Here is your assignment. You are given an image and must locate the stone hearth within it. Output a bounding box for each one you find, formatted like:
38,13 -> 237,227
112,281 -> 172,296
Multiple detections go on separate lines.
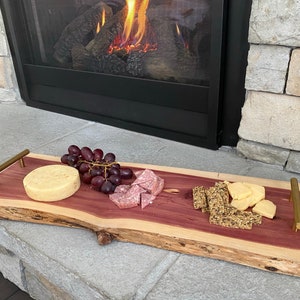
0,0 -> 300,173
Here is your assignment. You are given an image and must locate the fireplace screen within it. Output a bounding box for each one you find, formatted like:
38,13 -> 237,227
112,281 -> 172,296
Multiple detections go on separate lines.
31,0 -> 211,86
1,0 -> 251,149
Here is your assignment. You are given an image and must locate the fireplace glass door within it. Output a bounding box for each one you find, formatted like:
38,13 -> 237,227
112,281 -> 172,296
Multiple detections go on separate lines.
33,0 -> 211,86
1,0 -> 230,149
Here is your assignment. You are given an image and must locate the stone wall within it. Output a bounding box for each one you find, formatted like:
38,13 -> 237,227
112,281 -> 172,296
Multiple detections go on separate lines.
237,0 -> 300,173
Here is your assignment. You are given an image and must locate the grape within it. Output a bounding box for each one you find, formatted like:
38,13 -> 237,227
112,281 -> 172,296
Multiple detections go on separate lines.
91,176 -> 105,189
67,155 -> 79,167
61,154 -> 69,164
101,181 -> 115,194
109,166 -> 120,176
108,174 -> 122,186
78,162 -> 90,174
68,145 -> 81,157
120,168 -> 134,179
61,145 -> 134,196
81,172 -> 92,184
104,152 -> 116,163
81,146 -> 94,161
90,167 -> 103,177
93,148 -> 104,161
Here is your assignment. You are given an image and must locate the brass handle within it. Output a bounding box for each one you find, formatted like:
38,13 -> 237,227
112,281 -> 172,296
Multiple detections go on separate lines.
0,149 -> 30,172
290,178 -> 300,232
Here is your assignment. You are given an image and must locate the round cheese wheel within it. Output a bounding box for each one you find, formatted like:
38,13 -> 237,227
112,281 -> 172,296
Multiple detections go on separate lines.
23,165 -> 80,201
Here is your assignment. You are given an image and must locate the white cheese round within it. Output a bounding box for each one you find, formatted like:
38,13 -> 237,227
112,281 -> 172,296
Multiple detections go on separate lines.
23,165 -> 80,201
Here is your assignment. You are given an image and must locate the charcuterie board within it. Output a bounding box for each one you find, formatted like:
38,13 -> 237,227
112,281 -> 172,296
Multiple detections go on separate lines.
0,153 -> 300,277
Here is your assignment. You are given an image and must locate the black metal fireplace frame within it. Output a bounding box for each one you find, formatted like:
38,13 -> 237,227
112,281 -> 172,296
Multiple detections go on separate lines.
0,0 -> 252,149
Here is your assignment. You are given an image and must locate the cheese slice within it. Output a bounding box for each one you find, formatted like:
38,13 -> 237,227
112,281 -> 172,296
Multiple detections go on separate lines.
23,165 -> 80,201
230,197 -> 252,211
243,182 -> 265,207
227,182 -> 252,200
252,199 -> 276,219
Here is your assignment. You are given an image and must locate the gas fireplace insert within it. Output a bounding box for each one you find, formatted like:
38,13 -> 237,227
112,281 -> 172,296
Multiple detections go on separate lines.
0,0 -> 252,149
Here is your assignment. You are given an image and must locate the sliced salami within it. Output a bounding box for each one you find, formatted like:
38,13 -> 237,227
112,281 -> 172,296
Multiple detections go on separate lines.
109,192 -> 138,209
109,169 -> 164,209
132,169 -> 164,195
141,193 -> 156,209
114,184 -> 131,194
133,169 -> 156,185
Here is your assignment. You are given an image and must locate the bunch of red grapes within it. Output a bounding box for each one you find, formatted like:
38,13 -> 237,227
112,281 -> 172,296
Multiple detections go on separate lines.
61,145 -> 133,194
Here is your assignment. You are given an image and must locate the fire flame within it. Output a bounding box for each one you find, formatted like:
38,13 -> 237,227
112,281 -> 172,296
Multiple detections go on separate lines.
175,23 -> 189,50
95,1 -> 156,54
96,9 -> 106,34
109,0 -> 156,54
122,0 -> 149,46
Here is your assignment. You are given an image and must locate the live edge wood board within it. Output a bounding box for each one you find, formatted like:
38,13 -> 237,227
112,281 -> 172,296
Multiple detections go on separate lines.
0,153 -> 299,277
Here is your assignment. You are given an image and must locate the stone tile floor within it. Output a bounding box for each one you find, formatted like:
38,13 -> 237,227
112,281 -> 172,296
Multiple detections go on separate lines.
1,103 -> 300,299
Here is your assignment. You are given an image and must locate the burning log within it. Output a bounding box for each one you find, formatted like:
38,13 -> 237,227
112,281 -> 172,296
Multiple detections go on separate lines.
71,44 -> 102,72
53,2 -> 113,64
126,19 -> 199,83
72,44 -> 127,75
85,6 -> 127,57
68,3 -> 129,74
54,0 -> 207,83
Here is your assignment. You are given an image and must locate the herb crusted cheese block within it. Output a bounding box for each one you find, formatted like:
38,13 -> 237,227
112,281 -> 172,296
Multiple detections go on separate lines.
23,165 -> 80,201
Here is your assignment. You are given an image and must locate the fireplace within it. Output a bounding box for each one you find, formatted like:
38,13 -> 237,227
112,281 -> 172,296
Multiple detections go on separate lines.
0,0 -> 251,149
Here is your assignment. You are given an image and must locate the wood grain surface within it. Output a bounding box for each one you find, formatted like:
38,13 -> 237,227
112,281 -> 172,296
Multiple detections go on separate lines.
0,153 -> 299,277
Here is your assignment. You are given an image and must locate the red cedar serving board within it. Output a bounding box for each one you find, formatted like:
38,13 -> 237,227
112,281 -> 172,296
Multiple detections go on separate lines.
0,153 -> 299,276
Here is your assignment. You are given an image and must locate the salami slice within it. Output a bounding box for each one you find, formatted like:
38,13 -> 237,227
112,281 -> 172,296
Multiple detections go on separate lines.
114,184 -> 131,194
109,169 -> 164,209
132,169 -> 164,195
109,192 -> 138,209
141,193 -> 156,209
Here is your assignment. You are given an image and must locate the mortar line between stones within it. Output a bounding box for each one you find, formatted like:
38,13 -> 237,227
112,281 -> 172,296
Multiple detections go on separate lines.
133,252 -> 180,300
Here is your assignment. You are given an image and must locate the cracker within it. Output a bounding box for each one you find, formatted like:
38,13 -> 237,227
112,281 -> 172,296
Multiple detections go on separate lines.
192,186 -> 208,212
192,182 -> 263,230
